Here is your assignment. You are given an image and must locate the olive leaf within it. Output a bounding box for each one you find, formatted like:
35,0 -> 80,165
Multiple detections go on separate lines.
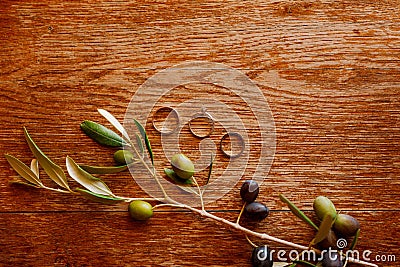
9,180 -> 41,188
66,156 -> 114,196
279,194 -> 319,231
134,119 -> 154,164
135,133 -> 144,155
5,154 -> 43,187
293,260 -> 318,267
310,213 -> 336,246
79,164 -> 129,174
30,159 -> 39,178
98,108 -> 131,141
24,128 -> 70,190
75,188 -> 124,204
349,228 -> 361,250
164,168 -> 194,185
206,153 -> 214,185
80,120 -> 126,147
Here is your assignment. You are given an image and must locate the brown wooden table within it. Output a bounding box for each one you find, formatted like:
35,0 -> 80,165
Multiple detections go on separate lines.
1,1 -> 399,266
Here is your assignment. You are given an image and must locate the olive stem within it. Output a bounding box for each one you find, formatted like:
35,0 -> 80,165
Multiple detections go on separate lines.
41,185 -> 73,194
245,234 -> 258,248
179,205 -> 378,267
127,141 -> 170,201
236,202 -> 246,224
191,176 -> 205,211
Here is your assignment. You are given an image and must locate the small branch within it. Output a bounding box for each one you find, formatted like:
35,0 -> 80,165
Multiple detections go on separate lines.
42,186 -> 73,194
191,176 -> 205,211
179,204 -> 378,267
236,202 -> 246,224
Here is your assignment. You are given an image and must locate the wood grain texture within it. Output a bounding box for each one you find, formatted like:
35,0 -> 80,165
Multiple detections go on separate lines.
0,0 -> 399,266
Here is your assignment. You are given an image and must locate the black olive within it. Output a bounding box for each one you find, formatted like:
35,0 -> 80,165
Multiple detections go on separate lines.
245,202 -> 269,221
251,246 -> 273,267
240,180 -> 259,203
321,251 -> 344,267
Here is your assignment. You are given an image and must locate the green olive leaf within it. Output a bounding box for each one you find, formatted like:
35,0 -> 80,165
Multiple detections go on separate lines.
9,180 -> 41,188
279,194 -> 319,231
80,120 -> 126,147
75,188 -> 124,204
66,156 -> 114,196
293,260 -> 318,267
164,168 -> 194,185
349,228 -> 361,250
134,119 -> 154,164
274,263 -> 293,267
97,109 -> 130,141
311,213 -> 336,246
24,128 -> 70,190
135,133 -> 144,155
79,164 -> 129,174
206,153 -> 214,185
30,159 -> 39,178
5,154 -> 43,187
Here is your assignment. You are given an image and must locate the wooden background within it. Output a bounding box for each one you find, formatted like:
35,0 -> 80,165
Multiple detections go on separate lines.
0,0 -> 399,266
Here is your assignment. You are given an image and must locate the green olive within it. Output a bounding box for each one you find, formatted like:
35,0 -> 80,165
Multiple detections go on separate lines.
114,150 -> 134,165
313,196 -> 337,221
333,214 -> 360,237
171,153 -> 195,180
128,200 -> 153,221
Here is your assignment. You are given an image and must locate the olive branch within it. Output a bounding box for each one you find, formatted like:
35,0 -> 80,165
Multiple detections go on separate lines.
5,109 -> 378,267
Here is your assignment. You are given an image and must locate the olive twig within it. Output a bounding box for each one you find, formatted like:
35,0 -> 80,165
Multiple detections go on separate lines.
191,176 -> 205,211
41,185 -> 75,194
236,202 -> 246,224
126,140 -> 172,203
175,204 -> 377,267
245,234 -> 258,248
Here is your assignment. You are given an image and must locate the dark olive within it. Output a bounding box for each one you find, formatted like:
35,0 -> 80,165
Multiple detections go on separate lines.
245,202 -> 269,221
171,153 -> 195,180
128,200 -> 153,221
333,214 -> 360,237
318,229 -> 338,250
114,150 -> 135,165
251,246 -> 273,267
321,251 -> 344,267
240,180 -> 259,203
313,196 -> 337,221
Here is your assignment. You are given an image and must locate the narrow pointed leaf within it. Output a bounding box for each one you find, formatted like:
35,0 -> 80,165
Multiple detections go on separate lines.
164,168 -> 194,185
5,154 -> 42,186
75,188 -> 124,204
80,120 -> 126,147
9,180 -> 40,188
66,156 -> 114,196
24,128 -> 70,190
206,154 -> 214,185
311,213 -> 336,245
279,194 -> 319,231
97,109 -> 130,141
135,133 -> 144,155
134,119 -> 153,164
349,228 -> 361,250
30,159 -> 39,178
79,164 -> 128,174
293,260 -> 318,267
